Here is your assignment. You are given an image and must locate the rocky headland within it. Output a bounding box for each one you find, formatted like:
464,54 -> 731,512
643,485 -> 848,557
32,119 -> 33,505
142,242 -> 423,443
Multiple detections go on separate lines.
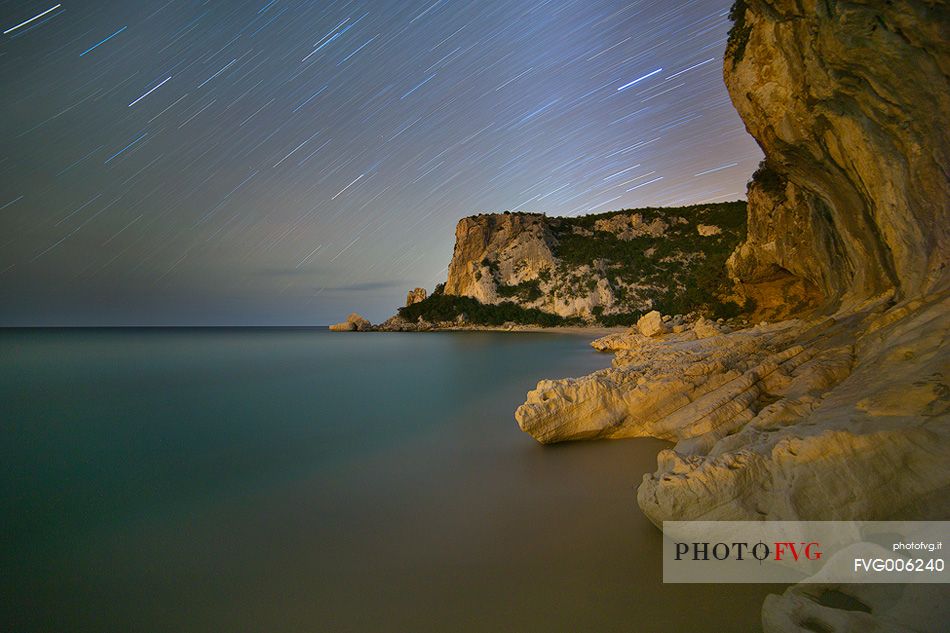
516,0 -> 949,630
333,202 -> 752,332
438,202 -> 747,322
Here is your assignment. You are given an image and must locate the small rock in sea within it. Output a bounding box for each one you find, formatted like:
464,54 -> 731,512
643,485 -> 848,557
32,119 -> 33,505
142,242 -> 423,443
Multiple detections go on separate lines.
348,313 -> 372,331
329,313 -> 372,332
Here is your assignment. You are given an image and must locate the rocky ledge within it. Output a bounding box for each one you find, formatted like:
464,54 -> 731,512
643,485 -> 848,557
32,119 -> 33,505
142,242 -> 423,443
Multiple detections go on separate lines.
518,293 -> 950,525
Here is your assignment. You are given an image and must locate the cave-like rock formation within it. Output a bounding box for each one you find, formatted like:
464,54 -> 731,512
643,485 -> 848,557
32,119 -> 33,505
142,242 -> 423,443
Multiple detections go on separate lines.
724,0 -> 949,319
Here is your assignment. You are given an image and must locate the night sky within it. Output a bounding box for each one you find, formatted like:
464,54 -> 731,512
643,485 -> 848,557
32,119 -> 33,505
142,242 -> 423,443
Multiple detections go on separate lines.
0,0 -> 762,326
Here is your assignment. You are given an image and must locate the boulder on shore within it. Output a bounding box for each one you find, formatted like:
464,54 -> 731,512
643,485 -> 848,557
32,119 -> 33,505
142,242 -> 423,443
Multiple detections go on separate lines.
637,310 -> 668,337
691,316 -> 723,339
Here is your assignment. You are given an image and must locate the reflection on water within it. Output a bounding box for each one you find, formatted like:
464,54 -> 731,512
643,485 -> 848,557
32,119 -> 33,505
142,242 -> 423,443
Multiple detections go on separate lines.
1,329 -> 778,631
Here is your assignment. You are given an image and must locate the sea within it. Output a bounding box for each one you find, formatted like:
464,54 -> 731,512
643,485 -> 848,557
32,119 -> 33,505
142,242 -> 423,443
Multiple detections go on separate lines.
1,328 -> 776,632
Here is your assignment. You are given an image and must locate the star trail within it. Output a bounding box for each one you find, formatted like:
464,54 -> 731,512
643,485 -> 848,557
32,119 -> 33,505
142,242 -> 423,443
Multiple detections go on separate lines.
0,0 -> 762,325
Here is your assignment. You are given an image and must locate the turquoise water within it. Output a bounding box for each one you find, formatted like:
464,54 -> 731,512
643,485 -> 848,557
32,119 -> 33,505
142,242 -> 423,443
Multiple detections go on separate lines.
1,329 -> 773,631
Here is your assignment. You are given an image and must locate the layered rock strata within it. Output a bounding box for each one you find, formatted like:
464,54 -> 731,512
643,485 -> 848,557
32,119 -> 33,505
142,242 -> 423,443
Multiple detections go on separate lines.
516,292 -> 950,568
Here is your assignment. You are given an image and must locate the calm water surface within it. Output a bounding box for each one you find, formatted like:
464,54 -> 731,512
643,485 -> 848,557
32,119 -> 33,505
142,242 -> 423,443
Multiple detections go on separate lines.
1,329 -> 776,631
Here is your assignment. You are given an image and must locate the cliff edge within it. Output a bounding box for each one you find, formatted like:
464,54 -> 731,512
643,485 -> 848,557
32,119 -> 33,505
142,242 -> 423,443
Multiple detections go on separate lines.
434,202 -> 747,324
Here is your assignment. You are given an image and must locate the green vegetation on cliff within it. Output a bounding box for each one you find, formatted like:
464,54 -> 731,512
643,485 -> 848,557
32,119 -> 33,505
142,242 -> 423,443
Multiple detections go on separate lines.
496,279 -> 543,302
398,294 -> 579,327
726,0 -> 751,63
552,201 -> 748,319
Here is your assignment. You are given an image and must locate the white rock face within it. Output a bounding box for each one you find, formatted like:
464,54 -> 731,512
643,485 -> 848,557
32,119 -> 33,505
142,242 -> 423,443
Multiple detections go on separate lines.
637,310 -> 668,337
405,288 -> 427,306
444,213 -> 557,306
594,212 -> 668,240
516,293 -> 950,524
696,224 -> 722,236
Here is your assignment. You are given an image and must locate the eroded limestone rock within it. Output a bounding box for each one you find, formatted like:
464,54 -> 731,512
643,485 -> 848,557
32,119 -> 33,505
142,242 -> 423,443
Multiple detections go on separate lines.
517,294 -> 950,526
724,0 -> 950,318
516,319 -> 807,444
762,578 -> 950,633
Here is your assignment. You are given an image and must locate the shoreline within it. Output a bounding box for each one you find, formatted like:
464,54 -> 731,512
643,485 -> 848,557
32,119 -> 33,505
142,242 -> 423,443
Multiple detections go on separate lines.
380,324 -> 627,337
327,312 -> 629,338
